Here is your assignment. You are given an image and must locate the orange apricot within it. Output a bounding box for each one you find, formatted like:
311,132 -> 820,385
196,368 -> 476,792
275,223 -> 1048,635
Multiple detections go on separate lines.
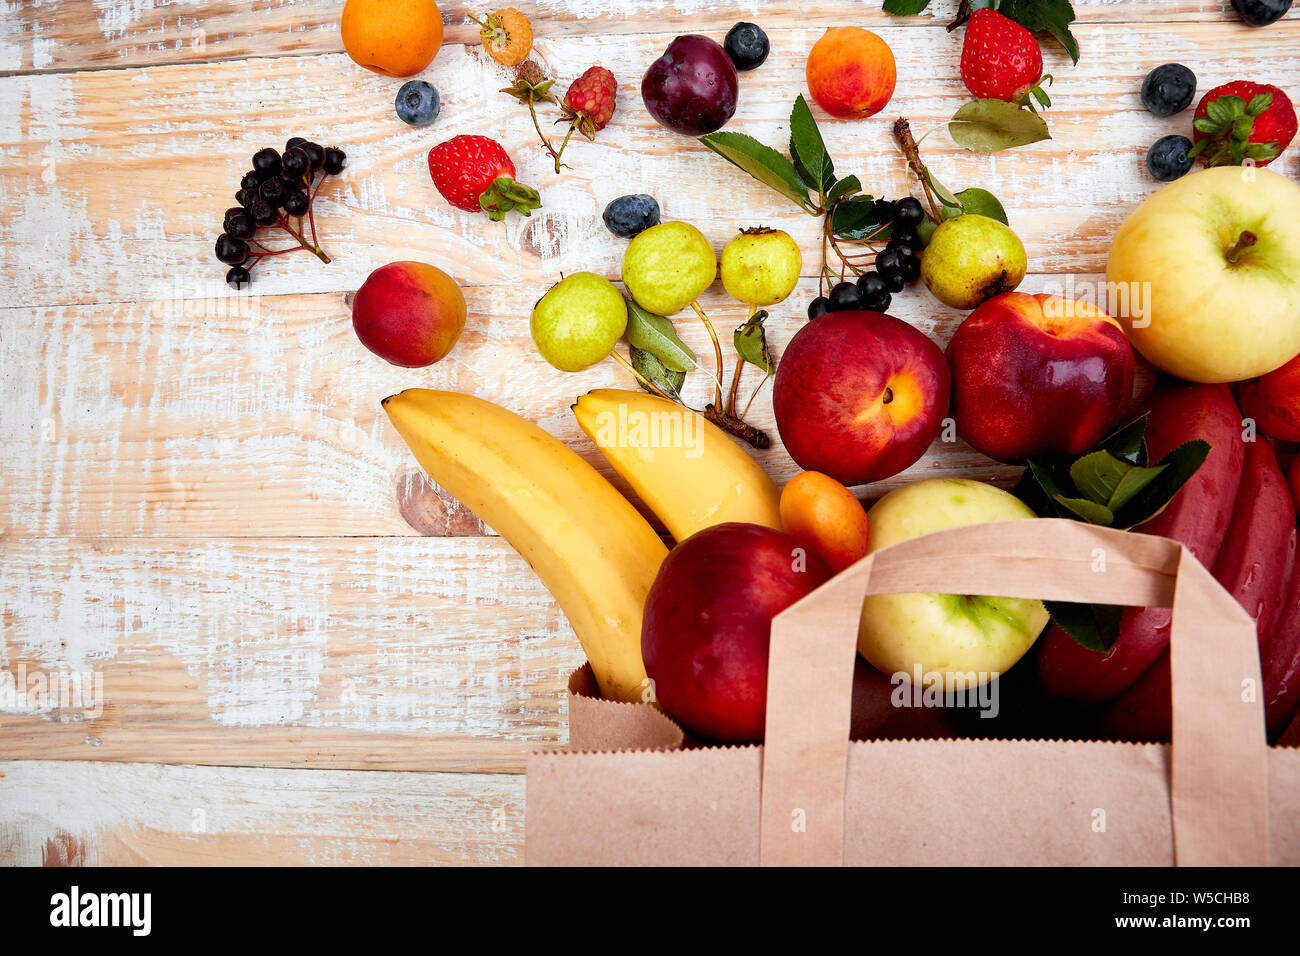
342,0 -> 445,78
806,27 -> 897,119
779,470 -> 871,573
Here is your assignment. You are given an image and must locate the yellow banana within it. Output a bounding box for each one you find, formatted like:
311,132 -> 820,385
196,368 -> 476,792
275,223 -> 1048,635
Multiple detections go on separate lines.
383,389 -> 667,703
573,389 -> 782,542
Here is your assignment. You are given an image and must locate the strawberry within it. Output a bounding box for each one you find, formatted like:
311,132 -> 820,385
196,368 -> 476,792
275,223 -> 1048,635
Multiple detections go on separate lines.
1189,80 -> 1297,167
960,8 -> 1045,104
472,8 -> 533,68
427,135 -> 541,221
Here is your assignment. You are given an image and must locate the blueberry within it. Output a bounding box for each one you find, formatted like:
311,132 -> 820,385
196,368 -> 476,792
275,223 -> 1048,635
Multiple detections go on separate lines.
1146,134 -> 1195,182
827,281 -> 862,312
807,296 -> 830,319
1140,64 -> 1196,117
894,197 -> 925,228
602,194 -> 661,238
1231,0 -> 1292,26
724,22 -> 770,71
395,80 -> 441,127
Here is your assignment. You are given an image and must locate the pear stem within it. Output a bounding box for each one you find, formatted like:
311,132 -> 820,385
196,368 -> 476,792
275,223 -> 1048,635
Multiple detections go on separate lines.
690,300 -> 725,410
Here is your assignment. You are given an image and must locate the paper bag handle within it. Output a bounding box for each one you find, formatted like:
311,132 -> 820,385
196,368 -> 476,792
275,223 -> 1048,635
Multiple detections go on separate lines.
759,518 -> 1268,867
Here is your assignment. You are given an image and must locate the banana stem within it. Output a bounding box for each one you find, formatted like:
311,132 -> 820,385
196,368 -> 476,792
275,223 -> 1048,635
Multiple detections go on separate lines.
690,300 -> 724,410
610,349 -> 673,401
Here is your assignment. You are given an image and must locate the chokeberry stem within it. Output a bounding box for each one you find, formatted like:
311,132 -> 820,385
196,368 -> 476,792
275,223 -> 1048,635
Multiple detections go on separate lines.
279,217 -> 331,264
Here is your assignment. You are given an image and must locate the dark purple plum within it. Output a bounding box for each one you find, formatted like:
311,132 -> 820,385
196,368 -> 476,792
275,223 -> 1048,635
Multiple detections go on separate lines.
641,34 -> 739,136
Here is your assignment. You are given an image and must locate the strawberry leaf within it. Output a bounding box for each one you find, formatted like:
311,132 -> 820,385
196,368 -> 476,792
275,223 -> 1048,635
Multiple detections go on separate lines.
949,99 -> 1051,152
999,0 -> 1080,64
699,131 -> 816,213
1246,92 -> 1274,116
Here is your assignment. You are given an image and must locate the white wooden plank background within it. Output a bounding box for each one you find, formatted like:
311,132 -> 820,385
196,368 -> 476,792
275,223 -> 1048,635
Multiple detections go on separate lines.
1,0 -> 1298,865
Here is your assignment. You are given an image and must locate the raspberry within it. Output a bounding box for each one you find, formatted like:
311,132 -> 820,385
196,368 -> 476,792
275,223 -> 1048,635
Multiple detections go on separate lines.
563,66 -> 618,134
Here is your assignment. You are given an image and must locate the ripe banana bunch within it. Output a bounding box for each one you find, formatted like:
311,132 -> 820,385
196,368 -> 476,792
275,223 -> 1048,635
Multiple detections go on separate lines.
383,389 -> 667,703
572,389 -> 782,542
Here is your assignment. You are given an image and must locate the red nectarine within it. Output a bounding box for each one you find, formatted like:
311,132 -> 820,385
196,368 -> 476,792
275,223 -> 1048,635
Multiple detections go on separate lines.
352,261 -> 466,367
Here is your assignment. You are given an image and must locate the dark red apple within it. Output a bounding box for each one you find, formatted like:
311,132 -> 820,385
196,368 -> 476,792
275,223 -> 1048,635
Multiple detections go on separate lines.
946,292 -> 1136,463
642,522 -> 831,744
641,34 -> 739,136
773,310 -> 950,486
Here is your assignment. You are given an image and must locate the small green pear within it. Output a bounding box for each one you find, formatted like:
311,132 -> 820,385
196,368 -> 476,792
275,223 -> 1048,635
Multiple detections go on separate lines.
621,221 -> 717,316
530,272 -> 628,372
720,226 -> 803,307
920,214 -> 1027,310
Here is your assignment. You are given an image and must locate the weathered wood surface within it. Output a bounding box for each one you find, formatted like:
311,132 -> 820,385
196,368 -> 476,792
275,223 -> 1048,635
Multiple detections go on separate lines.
0,1 -> 1256,75
1,0 -> 1298,865
0,760 -> 524,865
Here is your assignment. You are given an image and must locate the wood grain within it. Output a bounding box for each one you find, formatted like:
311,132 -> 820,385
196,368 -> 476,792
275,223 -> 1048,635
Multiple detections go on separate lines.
2,22 -> 1297,309
0,759 -> 524,865
0,536 -> 586,771
0,275 -> 1055,539
0,1 -> 1253,76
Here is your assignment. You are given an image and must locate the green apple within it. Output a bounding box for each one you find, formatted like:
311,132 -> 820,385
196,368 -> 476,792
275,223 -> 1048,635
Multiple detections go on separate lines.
621,221 -> 716,316
530,272 -> 628,372
1106,166 -> 1300,383
857,478 -> 1049,685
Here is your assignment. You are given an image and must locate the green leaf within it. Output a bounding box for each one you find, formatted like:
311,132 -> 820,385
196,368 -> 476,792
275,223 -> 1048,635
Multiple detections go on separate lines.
923,166 -> 962,209
1193,117 -> 1222,134
790,94 -> 835,204
826,175 -> 862,205
831,195 -> 890,240
1053,494 -> 1114,525
1016,460 -> 1072,518
1208,95 -> 1243,126
949,99 -> 1052,153
1045,600 -> 1125,652
1247,92 -> 1274,116
624,299 -> 696,373
952,187 -> 1008,224
629,346 -> 686,401
1099,413 -> 1148,465
698,131 -> 815,213
1244,141 -> 1282,161
1106,463 -> 1167,514
1115,439 -> 1211,529
734,310 -> 774,375
1068,450 -> 1130,505
882,0 -> 932,13
1000,0 -> 1080,64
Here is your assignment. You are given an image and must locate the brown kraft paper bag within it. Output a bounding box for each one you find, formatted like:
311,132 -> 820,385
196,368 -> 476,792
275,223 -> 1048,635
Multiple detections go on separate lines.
526,519 -> 1300,865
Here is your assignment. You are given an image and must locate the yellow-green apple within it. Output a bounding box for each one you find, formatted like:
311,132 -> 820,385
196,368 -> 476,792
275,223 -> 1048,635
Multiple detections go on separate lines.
641,522 -> 831,743
857,478 -> 1049,684
351,261 -> 466,367
773,311 -> 950,485
1105,166 -> 1300,383
1239,352 -> 1300,441
946,292 -> 1136,463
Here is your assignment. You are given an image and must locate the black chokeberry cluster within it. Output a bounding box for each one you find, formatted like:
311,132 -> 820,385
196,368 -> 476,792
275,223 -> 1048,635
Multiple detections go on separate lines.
808,197 -> 926,319
218,138 -> 348,289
